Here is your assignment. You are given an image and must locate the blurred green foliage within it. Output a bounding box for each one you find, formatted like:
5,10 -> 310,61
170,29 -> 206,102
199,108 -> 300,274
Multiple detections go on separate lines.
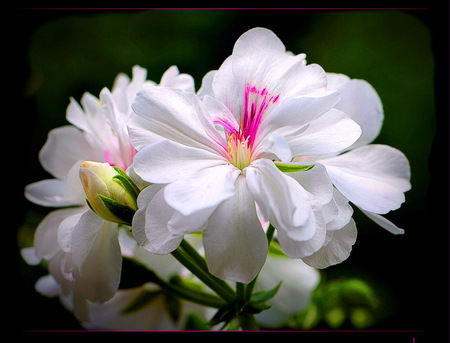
19,9 -> 439,331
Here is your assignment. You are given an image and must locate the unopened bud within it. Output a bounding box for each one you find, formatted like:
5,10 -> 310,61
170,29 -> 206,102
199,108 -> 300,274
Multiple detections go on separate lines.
79,161 -> 139,225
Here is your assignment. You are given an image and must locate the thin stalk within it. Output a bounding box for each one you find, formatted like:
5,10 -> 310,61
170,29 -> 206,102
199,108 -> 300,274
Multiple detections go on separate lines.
125,256 -> 225,309
179,239 -> 235,297
154,276 -> 226,309
172,245 -> 235,303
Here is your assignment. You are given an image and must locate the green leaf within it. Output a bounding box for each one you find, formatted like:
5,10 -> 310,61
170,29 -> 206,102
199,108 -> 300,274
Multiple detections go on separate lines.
121,289 -> 162,314
274,162 -> 315,173
250,281 -> 282,303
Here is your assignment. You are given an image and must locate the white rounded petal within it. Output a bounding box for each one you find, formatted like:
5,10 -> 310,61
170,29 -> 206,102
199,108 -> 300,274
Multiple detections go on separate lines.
164,164 -> 240,216
231,27 -> 327,98
70,210 -> 122,303
21,247 -> 41,265
39,126 -> 98,179
35,274 -> 61,298
33,208 -> 85,260
286,108 -> 362,156
320,144 -> 411,214
132,140 -> 226,184
160,65 -> 195,93
132,185 -> 183,254
332,77 -> 384,148
245,159 -> 314,240
25,161 -> 87,207
287,163 -> 334,206
203,175 -> 267,283
326,72 -> 351,90
276,203 -> 327,259
66,97 -> 89,132
360,208 -> 405,235
197,70 -> 216,99
302,218 -> 357,269
323,188 -> 353,231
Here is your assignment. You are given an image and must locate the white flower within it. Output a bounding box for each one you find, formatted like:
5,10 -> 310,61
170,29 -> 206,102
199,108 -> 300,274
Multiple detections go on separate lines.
25,226 -> 204,329
255,254 -> 320,328
24,65 -> 195,305
130,27 -> 362,283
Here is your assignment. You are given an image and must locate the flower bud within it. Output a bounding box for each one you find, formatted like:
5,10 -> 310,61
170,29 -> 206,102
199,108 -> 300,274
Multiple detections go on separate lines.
79,161 -> 139,225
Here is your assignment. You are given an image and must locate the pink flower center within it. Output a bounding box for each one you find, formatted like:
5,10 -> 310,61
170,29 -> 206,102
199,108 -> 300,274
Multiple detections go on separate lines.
216,83 -> 280,169
103,145 -> 137,171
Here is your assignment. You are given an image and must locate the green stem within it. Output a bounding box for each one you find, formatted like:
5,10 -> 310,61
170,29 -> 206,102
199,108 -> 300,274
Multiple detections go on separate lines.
238,312 -> 260,330
126,257 -> 225,309
245,224 -> 276,302
154,276 -> 226,309
171,242 -> 235,303
179,239 -> 235,297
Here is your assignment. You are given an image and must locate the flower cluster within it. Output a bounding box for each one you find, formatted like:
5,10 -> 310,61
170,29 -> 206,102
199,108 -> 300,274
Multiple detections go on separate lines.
23,27 -> 410,330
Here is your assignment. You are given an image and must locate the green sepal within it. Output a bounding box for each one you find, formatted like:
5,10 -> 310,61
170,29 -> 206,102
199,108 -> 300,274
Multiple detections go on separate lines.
268,241 -> 288,258
112,167 -> 140,198
164,294 -> 182,323
274,162 -> 315,173
208,305 -> 237,327
250,281 -> 282,303
121,289 -> 162,315
184,312 -> 211,330
99,194 -> 135,225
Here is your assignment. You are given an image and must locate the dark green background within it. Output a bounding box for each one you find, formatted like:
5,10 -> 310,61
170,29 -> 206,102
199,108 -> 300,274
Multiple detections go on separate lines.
13,7 -> 449,340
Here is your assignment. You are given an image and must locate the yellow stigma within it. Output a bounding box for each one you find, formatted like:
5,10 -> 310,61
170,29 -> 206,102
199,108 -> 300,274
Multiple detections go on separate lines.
227,133 -> 252,170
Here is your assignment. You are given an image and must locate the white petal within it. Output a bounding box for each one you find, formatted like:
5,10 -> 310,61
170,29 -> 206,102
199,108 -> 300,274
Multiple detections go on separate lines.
131,86 -> 224,154
203,95 -> 240,133
303,219 -> 357,269
231,28 -> 327,98
320,144 -> 411,214
331,76 -> 384,148
33,208 -> 85,260
21,247 -> 41,265
286,108 -> 362,156
57,210 -> 86,253
323,188 -> 353,231
203,175 -> 267,283
70,210 -> 122,303
39,126 -> 98,179
245,159 -> 314,240
132,185 -> 183,254
132,139 -> 227,184
262,89 -> 341,134
197,70 -> 216,99
287,163 -> 334,206
35,274 -> 61,298
164,164 -> 240,216
360,209 -> 405,234
259,131 -> 292,162
276,202 -> 327,259
326,72 -> 351,90
25,161 -> 87,207
160,65 -> 195,93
